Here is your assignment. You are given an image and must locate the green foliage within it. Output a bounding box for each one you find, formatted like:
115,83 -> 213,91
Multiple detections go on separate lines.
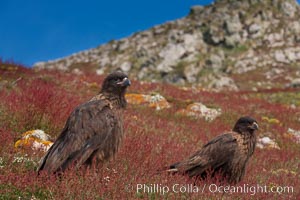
0,184 -> 52,200
222,44 -> 249,55
173,61 -> 189,77
197,67 -> 214,80
255,91 -> 300,106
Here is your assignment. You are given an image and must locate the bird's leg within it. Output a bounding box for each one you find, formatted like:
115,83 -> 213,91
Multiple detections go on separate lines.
193,176 -> 199,186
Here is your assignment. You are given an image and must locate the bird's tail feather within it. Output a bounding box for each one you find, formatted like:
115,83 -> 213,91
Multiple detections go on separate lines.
163,162 -> 180,173
165,168 -> 179,172
154,162 -> 181,175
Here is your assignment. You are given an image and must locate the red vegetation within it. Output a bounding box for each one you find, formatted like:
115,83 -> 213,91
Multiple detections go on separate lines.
0,60 -> 299,199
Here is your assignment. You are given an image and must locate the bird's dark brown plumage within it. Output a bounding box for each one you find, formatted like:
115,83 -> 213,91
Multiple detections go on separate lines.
38,71 -> 131,174
168,116 -> 258,183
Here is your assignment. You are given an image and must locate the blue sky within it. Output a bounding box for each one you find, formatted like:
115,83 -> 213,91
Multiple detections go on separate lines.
0,0 -> 213,66
0,0 -> 298,67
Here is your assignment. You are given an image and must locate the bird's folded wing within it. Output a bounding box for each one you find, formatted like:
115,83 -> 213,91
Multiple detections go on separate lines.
176,133 -> 238,173
38,100 -> 115,173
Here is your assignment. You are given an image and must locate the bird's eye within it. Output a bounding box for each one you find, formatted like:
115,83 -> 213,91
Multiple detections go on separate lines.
113,77 -> 120,82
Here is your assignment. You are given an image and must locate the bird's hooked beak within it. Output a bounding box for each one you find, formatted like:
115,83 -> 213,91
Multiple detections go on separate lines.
118,77 -> 131,87
249,122 -> 259,130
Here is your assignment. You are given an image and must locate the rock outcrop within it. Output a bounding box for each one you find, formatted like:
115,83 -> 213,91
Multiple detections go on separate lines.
34,0 -> 300,91
176,102 -> 221,121
15,130 -> 53,152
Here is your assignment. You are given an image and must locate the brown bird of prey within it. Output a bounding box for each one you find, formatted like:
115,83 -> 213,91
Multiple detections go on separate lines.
38,71 -> 131,174
168,116 -> 258,183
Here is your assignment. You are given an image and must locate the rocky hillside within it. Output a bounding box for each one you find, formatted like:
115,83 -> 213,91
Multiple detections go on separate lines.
34,0 -> 300,91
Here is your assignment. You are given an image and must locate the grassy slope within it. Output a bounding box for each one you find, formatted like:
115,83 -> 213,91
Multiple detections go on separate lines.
0,60 -> 299,199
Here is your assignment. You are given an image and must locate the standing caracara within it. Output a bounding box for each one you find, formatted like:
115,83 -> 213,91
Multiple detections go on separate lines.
168,116 -> 258,183
38,71 -> 131,174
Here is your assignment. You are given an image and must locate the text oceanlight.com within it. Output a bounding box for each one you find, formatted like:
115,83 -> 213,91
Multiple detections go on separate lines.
134,183 -> 293,195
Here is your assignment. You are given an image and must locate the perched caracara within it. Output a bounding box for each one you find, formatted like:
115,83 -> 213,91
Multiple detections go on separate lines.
38,71 -> 131,174
168,116 -> 258,183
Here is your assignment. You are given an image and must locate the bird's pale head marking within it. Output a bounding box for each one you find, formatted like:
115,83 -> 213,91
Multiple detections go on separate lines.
101,71 -> 131,94
233,116 -> 259,134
